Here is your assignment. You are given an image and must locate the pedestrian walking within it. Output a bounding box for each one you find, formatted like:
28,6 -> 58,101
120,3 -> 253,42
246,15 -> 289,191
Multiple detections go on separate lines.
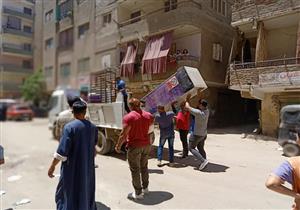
185,99 -> 209,170
155,105 -> 175,167
54,95 -> 81,141
172,101 -> 190,158
48,101 -> 98,210
266,156 -> 300,210
115,98 -> 154,200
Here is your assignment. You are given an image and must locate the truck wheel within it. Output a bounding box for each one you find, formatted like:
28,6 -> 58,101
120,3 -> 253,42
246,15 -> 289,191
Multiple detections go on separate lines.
283,143 -> 300,157
97,131 -> 112,155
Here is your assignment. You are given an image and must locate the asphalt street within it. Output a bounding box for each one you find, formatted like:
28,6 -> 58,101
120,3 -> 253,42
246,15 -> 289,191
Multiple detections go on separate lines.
0,119 -> 291,209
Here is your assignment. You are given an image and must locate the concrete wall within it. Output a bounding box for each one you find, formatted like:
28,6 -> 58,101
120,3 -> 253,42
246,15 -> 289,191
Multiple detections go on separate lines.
232,0 -> 300,23
267,26 -> 298,59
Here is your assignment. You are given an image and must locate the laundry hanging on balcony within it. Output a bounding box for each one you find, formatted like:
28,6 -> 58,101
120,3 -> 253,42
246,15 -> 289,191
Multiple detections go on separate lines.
142,31 -> 173,74
120,42 -> 138,77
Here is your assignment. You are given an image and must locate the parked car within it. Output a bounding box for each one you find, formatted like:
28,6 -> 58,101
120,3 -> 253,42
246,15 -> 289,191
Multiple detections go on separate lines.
278,105 -> 300,157
0,99 -> 17,121
6,104 -> 34,121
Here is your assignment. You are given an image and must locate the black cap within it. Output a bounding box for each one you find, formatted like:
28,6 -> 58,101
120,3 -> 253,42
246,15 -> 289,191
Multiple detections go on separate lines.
67,95 -> 81,108
72,100 -> 87,114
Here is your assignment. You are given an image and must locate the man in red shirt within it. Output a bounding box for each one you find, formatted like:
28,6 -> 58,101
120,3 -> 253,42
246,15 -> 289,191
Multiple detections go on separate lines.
173,101 -> 190,158
115,98 -> 154,200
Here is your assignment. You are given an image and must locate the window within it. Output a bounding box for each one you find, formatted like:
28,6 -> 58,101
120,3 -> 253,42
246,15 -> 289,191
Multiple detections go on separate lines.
7,16 -> 21,30
103,13 -> 111,26
213,0 -> 217,11
78,23 -> 89,39
213,43 -> 223,62
24,43 -> 32,51
44,66 -> 53,78
218,0 -> 221,13
60,63 -> 71,78
59,28 -> 73,50
165,0 -> 177,12
130,11 -> 141,24
23,7 -> 32,15
45,38 -> 54,50
78,57 -> 90,73
221,0 -> 226,16
22,60 -> 32,68
45,10 -> 54,22
23,25 -> 32,33
58,0 -> 73,20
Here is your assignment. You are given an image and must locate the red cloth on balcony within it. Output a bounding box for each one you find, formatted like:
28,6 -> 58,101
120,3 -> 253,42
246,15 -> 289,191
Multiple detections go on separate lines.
142,31 -> 173,74
120,43 -> 138,77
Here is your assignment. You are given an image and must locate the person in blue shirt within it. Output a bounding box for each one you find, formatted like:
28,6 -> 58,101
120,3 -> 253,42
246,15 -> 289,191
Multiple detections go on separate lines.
48,101 -> 98,210
116,77 -> 130,113
155,105 -> 175,167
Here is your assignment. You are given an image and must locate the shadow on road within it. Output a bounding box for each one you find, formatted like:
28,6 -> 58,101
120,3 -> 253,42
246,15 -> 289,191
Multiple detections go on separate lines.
200,162 -> 229,173
96,201 -> 110,210
128,191 -> 173,205
148,168 -> 164,174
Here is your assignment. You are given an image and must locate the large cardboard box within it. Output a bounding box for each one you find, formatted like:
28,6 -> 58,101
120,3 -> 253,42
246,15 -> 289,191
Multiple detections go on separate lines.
142,66 -> 207,113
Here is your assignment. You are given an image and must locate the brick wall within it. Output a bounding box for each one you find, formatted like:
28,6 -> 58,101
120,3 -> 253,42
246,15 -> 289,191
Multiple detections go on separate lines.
229,64 -> 300,86
232,0 -> 300,23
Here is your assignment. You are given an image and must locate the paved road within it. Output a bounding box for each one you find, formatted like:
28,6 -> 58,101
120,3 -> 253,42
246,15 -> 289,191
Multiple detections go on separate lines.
1,119 -> 291,209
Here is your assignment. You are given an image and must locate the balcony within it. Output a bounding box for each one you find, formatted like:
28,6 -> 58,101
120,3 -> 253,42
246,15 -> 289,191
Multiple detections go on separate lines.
2,7 -> 33,20
229,57 -> 300,93
118,0 -> 202,42
2,43 -> 33,57
2,26 -> 33,38
0,64 -> 33,73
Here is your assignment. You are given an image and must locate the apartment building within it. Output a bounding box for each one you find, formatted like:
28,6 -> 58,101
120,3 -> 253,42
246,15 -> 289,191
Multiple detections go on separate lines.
42,0 -> 96,92
0,0 -> 35,98
228,0 -> 300,136
42,0 -> 244,127
94,0 -> 240,126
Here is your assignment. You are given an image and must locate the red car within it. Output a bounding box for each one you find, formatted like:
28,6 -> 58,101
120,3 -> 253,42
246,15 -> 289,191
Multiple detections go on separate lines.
6,104 -> 34,121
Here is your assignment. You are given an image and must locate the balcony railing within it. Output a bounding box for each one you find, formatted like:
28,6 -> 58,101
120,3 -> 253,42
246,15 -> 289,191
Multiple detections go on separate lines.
2,26 -> 33,38
2,43 -> 33,56
0,64 -> 33,73
3,7 -> 33,20
229,57 -> 300,88
118,0 -> 202,28
231,57 -> 300,70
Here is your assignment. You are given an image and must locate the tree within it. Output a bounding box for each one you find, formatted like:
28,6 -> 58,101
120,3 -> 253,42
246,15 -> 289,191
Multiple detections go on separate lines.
21,69 -> 46,106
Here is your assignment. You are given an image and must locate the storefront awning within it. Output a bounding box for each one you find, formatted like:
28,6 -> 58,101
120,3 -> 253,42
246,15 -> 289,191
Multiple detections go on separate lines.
120,43 -> 138,77
142,31 -> 173,74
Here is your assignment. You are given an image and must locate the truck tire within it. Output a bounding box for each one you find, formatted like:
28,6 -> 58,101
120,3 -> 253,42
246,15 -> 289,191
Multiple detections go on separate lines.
283,143 -> 300,157
97,131 -> 112,155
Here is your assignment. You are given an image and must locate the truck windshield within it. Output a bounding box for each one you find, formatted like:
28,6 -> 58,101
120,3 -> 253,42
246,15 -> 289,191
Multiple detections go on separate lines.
48,96 -> 58,110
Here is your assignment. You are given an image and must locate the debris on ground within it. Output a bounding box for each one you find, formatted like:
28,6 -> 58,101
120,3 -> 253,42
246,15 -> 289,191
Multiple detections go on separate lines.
0,190 -> 6,196
7,175 -> 22,182
14,198 -> 31,206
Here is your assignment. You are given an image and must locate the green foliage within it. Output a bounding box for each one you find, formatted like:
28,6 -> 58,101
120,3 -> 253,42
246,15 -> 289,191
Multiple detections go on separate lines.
21,69 -> 46,105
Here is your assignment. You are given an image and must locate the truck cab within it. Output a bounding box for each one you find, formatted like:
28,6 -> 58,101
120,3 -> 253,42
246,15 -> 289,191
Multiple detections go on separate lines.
48,88 -> 79,138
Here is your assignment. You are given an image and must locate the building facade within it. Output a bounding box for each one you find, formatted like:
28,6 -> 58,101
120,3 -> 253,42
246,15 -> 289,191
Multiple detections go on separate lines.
229,0 -> 300,136
42,0 -> 246,127
0,0 -> 36,98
